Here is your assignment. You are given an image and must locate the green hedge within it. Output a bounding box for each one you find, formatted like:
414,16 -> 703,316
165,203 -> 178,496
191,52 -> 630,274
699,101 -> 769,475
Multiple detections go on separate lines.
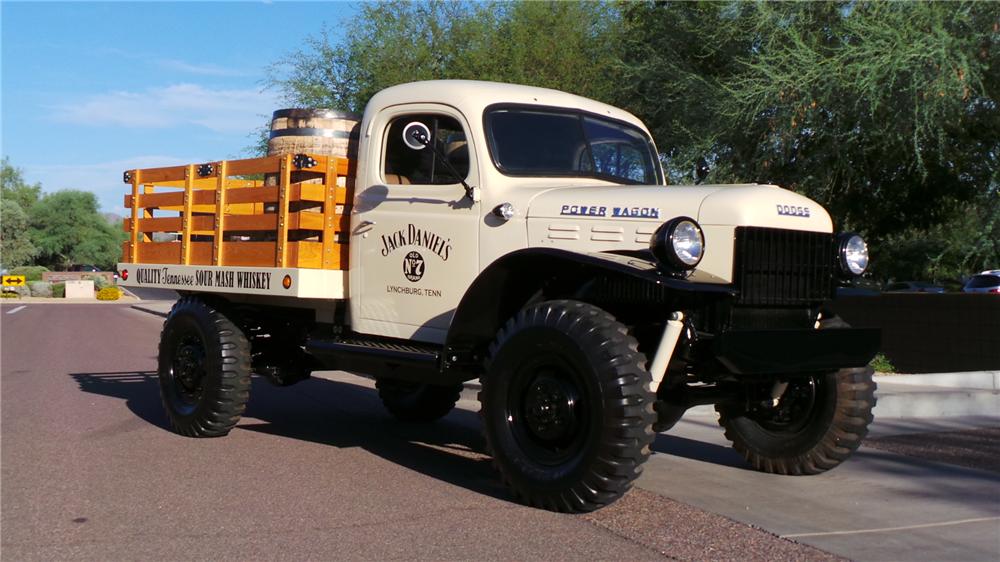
83,274 -> 110,290
10,265 -> 49,282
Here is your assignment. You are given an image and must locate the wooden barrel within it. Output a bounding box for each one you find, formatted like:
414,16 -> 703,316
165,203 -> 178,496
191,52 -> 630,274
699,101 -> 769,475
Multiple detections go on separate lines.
267,108 -> 360,161
265,109 -> 360,241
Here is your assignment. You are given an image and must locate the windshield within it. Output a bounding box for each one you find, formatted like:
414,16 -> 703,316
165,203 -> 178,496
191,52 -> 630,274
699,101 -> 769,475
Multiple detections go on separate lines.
485,106 -> 662,185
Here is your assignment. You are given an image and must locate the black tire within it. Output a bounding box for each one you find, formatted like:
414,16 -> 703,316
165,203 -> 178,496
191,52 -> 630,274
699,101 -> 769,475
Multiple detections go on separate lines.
375,379 -> 463,422
158,297 -> 251,437
480,300 -> 655,513
716,317 -> 876,475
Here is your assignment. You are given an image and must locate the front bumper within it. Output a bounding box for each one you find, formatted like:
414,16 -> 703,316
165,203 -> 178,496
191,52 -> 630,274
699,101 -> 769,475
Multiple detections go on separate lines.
714,328 -> 881,375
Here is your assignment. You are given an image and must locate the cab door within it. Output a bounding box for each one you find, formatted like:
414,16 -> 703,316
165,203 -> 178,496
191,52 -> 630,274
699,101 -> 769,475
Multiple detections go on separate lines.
350,104 -> 481,343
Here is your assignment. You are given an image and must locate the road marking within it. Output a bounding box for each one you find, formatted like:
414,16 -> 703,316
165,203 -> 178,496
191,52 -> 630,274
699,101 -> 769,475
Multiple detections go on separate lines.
782,516 -> 1000,538
5,305 -> 26,315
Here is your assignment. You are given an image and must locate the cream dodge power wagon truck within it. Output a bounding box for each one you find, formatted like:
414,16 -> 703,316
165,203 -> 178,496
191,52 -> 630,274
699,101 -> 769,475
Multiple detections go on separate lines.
119,80 -> 879,512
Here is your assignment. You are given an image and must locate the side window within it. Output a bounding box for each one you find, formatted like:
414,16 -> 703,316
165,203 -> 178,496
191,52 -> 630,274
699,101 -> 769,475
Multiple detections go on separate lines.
383,113 -> 470,185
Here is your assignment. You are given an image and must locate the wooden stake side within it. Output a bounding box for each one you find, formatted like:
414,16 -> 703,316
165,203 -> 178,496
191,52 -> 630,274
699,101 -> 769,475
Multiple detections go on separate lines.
123,153 -> 354,270
276,155 -> 291,267
322,157 -> 338,268
181,165 -> 195,265
129,170 -> 141,262
213,160 -> 228,266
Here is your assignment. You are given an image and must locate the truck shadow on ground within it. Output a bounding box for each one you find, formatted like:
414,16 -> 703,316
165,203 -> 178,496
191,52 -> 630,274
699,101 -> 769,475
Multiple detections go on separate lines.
69,371 -> 509,503
69,370 -> 801,500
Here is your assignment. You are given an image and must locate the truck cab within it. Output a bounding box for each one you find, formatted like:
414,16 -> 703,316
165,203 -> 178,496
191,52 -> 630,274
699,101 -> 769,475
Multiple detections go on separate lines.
118,80 -> 880,513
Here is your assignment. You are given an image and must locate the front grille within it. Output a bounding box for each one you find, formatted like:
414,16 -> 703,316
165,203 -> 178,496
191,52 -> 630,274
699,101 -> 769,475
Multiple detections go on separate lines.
733,226 -> 834,306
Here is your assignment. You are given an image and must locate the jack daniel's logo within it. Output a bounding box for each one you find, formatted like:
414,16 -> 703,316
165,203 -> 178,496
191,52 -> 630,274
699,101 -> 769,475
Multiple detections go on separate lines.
380,223 -> 451,261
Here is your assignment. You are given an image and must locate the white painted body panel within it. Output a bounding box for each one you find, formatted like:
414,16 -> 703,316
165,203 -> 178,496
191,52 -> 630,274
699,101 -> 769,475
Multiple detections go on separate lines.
349,101 -> 482,342
117,263 -> 347,299
523,183 -> 832,284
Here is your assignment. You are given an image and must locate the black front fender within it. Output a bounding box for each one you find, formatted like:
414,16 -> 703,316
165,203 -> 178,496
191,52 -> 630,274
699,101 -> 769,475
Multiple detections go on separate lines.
444,248 -> 734,354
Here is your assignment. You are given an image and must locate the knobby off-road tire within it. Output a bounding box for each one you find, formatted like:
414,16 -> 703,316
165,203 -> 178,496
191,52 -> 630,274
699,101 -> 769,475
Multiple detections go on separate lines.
716,317 -> 876,475
375,379 -> 463,422
480,300 -> 656,513
158,297 -> 251,437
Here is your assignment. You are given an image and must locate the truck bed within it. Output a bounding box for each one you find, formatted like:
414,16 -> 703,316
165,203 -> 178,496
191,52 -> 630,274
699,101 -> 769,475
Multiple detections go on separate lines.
117,153 -> 353,299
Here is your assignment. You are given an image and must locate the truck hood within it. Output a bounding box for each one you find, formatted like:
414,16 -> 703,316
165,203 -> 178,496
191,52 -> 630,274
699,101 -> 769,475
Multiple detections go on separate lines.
526,183 -> 832,232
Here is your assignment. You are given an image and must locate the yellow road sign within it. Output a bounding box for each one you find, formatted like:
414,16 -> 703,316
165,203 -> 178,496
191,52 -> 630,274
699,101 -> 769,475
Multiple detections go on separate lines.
2,275 -> 26,287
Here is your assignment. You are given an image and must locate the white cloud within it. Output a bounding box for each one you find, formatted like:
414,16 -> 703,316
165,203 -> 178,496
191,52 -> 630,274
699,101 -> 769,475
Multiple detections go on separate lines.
157,58 -> 255,77
91,47 -> 258,78
26,156 -> 199,214
51,84 -> 278,133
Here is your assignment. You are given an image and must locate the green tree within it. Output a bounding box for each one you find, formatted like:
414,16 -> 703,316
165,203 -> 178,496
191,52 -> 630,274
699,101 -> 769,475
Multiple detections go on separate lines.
1,159 -> 42,267
265,1 -> 622,114
1,157 -> 42,211
29,190 -> 125,270
1,199 -> 38,267
616,1 -> 999,280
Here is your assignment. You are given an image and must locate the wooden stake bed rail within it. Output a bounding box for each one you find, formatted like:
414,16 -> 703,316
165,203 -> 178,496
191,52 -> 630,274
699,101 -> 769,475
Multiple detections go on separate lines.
121,154 -> 354,270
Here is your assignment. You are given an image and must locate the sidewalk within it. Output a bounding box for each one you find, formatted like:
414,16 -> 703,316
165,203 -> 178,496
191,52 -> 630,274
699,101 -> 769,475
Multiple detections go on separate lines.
874,372 -> 999,418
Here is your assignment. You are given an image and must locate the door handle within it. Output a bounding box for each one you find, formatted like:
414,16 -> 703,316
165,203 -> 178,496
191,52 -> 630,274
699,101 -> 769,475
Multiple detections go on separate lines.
354,220 -> 376,234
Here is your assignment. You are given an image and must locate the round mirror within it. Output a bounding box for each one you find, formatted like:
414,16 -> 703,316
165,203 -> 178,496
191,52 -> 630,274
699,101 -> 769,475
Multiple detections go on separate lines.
695,157 -> 710,184
402,122 -> 431,150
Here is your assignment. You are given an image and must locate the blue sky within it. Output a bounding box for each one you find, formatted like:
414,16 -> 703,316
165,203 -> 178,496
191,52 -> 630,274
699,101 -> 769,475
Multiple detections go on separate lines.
2,1 -> 358,214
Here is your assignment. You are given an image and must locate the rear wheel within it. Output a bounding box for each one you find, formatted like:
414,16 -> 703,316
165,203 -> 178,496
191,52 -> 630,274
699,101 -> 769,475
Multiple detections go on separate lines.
375,379 -> 462,422
158,297 -> 251,437
716,317 -> 876,474
480,300 -> 655,512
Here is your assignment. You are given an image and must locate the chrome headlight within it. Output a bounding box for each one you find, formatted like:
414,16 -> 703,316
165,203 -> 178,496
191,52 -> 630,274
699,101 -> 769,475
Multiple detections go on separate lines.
837,233 -> 869,276
650,217 -> 705,271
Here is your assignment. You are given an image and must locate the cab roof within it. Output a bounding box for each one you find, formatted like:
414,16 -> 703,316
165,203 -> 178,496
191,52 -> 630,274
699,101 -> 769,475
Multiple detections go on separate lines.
364,80 -> 651,135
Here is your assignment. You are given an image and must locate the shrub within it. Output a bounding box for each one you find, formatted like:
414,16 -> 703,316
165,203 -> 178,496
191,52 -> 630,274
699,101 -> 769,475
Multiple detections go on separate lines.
52,282 -> 65,298
83,274 -> 109,290
96,286 -> 122,301
872,353 -> 896,374
28,280 -> 52,298
10,265 -> 49,281
1,291 -> 20,299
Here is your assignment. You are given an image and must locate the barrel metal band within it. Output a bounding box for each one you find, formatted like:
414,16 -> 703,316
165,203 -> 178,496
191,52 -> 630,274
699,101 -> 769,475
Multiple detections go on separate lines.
271,108 -> 361,120
269,127 -> 358,140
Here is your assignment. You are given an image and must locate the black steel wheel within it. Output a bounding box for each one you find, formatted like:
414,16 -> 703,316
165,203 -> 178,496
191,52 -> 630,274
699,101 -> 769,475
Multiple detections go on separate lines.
480,300 -> 655,513
716,317 -> 876,475
158,297 -> 251,437
375,379 -> 462,422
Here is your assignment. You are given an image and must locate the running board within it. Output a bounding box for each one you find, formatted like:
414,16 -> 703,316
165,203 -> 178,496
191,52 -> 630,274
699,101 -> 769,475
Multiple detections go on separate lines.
306,334 -> 447,383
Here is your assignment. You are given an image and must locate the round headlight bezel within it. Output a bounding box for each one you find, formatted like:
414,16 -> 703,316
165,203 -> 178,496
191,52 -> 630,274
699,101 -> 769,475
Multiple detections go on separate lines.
837,232 -> 869,277
650,216 -> 705,271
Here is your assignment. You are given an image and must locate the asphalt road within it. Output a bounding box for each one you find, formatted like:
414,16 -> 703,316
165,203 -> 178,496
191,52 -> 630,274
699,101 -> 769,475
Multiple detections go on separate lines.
2,302 -> 839,561
5,302 -> 999,561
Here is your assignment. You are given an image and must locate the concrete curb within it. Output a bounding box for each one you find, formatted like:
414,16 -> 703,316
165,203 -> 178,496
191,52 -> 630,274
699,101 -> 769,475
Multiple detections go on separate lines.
130,302 -> 173,318
876,371 -> 1000,391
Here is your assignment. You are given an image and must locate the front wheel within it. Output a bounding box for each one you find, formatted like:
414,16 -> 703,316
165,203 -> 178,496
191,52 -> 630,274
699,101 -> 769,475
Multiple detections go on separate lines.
716,318 -> 876,475
480,300 -> 655,513
158,297 -> 251,437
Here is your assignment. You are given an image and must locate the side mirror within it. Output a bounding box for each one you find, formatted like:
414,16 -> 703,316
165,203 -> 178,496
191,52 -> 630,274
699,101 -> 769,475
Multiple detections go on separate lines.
402,122 -> 431,150
695,157 -> 710,184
